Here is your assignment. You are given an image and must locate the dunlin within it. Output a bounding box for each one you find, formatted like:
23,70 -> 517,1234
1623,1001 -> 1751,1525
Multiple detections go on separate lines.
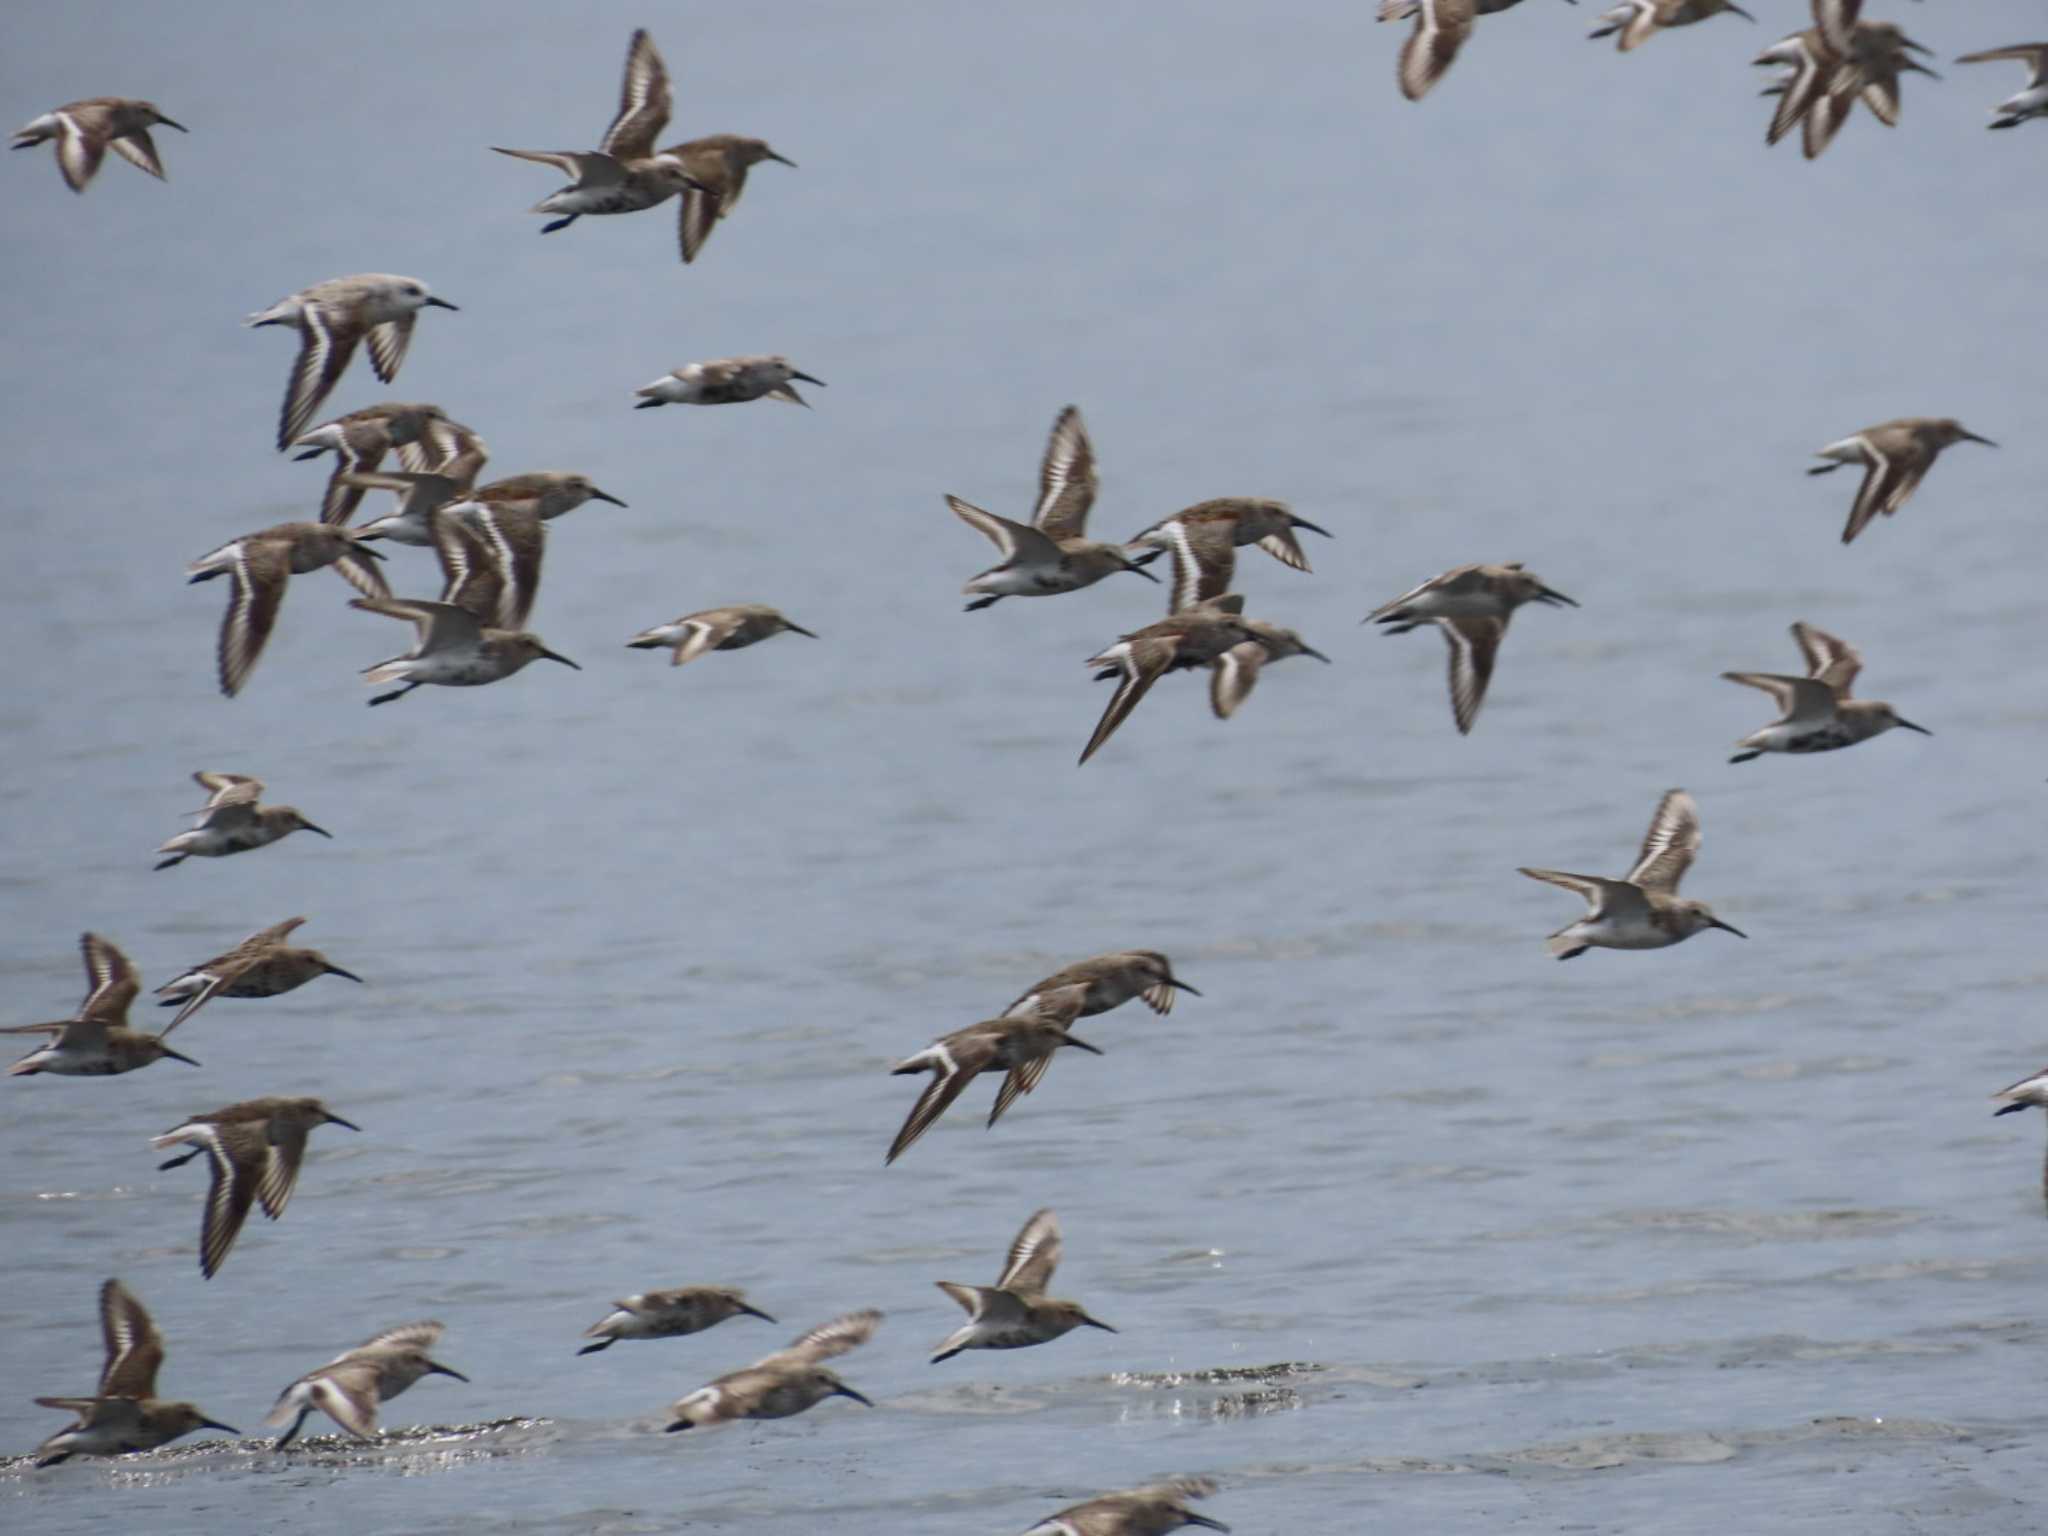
155,772 -> 331,870
1080,525 -> 1329,762
5,933 -> 199,1077
1021,1477 -> 1230,1536
1366,562 -> 1577,735
931,1209 -> 1115,1364
351,579 -> 579,706
1723,621 -> 1929,762
246,274 -> 459,451
949,405 -> 1158,610
1126,498 -> 1332,576
151,1096 -> 359,1278
578,1287 -> 776,1355
1520,789 -> 1745,960
1762,14 -> 1937,159
264,1321 -> 467,1448
31,1280 -> 236,1467
634,355 -> 825,408
345,441 -> 492,545
1808,417 -> 1995,544
12,98 -> 185,192
494,29 -> 707,241
1006,951 -> 1198,1020
1957,44 -> 2048,128
886,1003 -> 1102,1165
665,1310 -> 880,1430
458,470 -> 627,521
1589,0 -> 1751,52
153,916 -> 364,1032
1992,1067 -> 2048,1205
1000,953 -> 1198,1098
292,403 -> 479,526
626,604 -> 816,667
188,521 -> 390,698
663,134 -> 797,264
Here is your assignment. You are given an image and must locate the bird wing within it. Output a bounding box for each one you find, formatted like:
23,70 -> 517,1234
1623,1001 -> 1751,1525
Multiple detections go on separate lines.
333,542 -> 392,600
457,504 -> 545,629
492,146 -> 624,183
108,127 -> 168,180
78,932 -> 141,1019
678,182 -> 722,263
97,1280 -> 164,1399
353,597 -> 485,653
1256,523 -> 1314,573
1518,867 -> 1650,921
1078,634 -> 1182,764
886,1056 -> 980,1164
1627,788 -> 1701,894
431,511 -> 506,623
345,1321 -> 446,1359
1812,0 -> 1860,56
364,316 -> 416,385
308,1367 -> 383,1439
669,612 -> 744,667
601,28 -> 672,159
1956,45 -> 2048,86
997,1208 -> 1063,1293
194,770 -> 263,809
1400,0 -> 1475,101
257,1118 -> 311,1220
1209,640 -> 1267,720
198,1123 -> 267,1278
51,110 -> 106,191
1165,516 -> 1237,614
1791,620 -> 1860,695
948,495 -> 1058,564
1033,405 -> 1099,538
1840,442 -> 1898,543
1721,671 -> 1835,722
1439,615 -> 1504,735
769,1309 -> 881,1367
218,539 -> 292,698
278,306 -> 364,451
1768,39 -> 1830,147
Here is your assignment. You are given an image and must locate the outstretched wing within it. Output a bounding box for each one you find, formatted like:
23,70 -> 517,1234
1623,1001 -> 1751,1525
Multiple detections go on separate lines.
1439,616 -> 1503,735
1791,620 -> 1860,695
1164,517 -> 1236,615
97,1279 -> 165,1399
601,29 -> 672,160
1033,405 -> 1098,538
997,1208 -> 1063,1293
1627,788 -> 1700,894
1721,671 -> 1835,722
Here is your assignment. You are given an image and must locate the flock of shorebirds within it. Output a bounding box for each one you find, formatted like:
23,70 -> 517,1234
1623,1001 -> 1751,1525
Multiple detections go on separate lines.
6,6 -> 2041,1529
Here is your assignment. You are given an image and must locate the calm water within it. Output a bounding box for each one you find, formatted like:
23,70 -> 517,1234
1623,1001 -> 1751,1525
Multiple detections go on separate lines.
4,3 -> 2046,1531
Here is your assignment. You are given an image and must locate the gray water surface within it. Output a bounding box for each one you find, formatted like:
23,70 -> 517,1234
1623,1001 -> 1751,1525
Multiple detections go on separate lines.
3,3 -> 2046,1532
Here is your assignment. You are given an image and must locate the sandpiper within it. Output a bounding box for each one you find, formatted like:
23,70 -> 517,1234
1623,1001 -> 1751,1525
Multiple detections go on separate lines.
31,1280 -> 237,1467
1366,562 -> 1577,735
949,405 -> 1158,610
264,1322 -> 467,1448
1992,1067 -> 2048,1206
1520,789 -> 1745,960
155,772 -> 331,870
931,1209 -> 1115,1364
1723,621 -> 1929,762
5,933 -> 199,1077
886,1004 -> 1102,1165
626,604 -> 817,667
153,916 -> 364,1032
344,441 -> 492,545
458,471 -> 627,521
292,403 -> 479,526
494,28 -> 708,242
1126,498 -> 1332,576
1757,28 -> 1844,154
1006,951 -> 1198,1020
187,521 -> 390,698
1808,417 -> 1995,544
1957,44 -> 2048,128
634,355 -> 824,408
1762,15 -> 1938,159
151,1096 -> 359,1278
663,134 -> 797,264
12,98 -> 185,192
1588,0 -> 1751,52
352,582 -> 579,706
665,1311 -> 879,1430
1021,1477 -> 1230,1536
579,1287 -> 775,1355
246,274 -> 459,451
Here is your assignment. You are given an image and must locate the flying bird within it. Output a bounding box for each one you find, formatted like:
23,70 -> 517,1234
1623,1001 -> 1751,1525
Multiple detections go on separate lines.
12,98 -> 184,191
1723,622 -> 1929,762
1519,789 -> 1746,959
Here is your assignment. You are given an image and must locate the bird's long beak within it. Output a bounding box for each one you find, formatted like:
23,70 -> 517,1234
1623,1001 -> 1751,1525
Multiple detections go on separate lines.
1060,1033 -> 1104,1055
1895,718 -> 1932,736
1184,1516 -> 1231,1533
541,649 -> 581,669
291,447 -> 326,461
1961,431 -> 1997,447
159,117 -> 189,133
1900,34 -> 1933,56
663,1419 -> 692,1432
1994,1102 -> 2029,1117
738,1303 -> 778,1323
353,543 -> 388,561
1165,977 -> 1200,996
1726,3 -> 1753,20
1709,919 -> 1748,939
590,487 -> 628,507
302,822 -> 334,838
162,1046 -> 202,1067
1081,1314 -> 1117,1333
200,1418 -> 239,1436
1126,561 -> 1161,583
424,296 -> 460,310
1302,645 -> 1332,663
790,371 -> 827,387
425,1360 -> 469,1382
767,150 -> 797,167
785,623 -> 820,639
1290,516 -> 1333,537
1537,586 -> 1579,607
832,1384 -> 874,1407
325,964 -> 365,983
324,1111 -> 362,1132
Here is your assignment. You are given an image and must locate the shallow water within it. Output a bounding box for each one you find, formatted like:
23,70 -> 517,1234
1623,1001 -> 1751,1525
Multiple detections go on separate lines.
3,2 -> 2046,1532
